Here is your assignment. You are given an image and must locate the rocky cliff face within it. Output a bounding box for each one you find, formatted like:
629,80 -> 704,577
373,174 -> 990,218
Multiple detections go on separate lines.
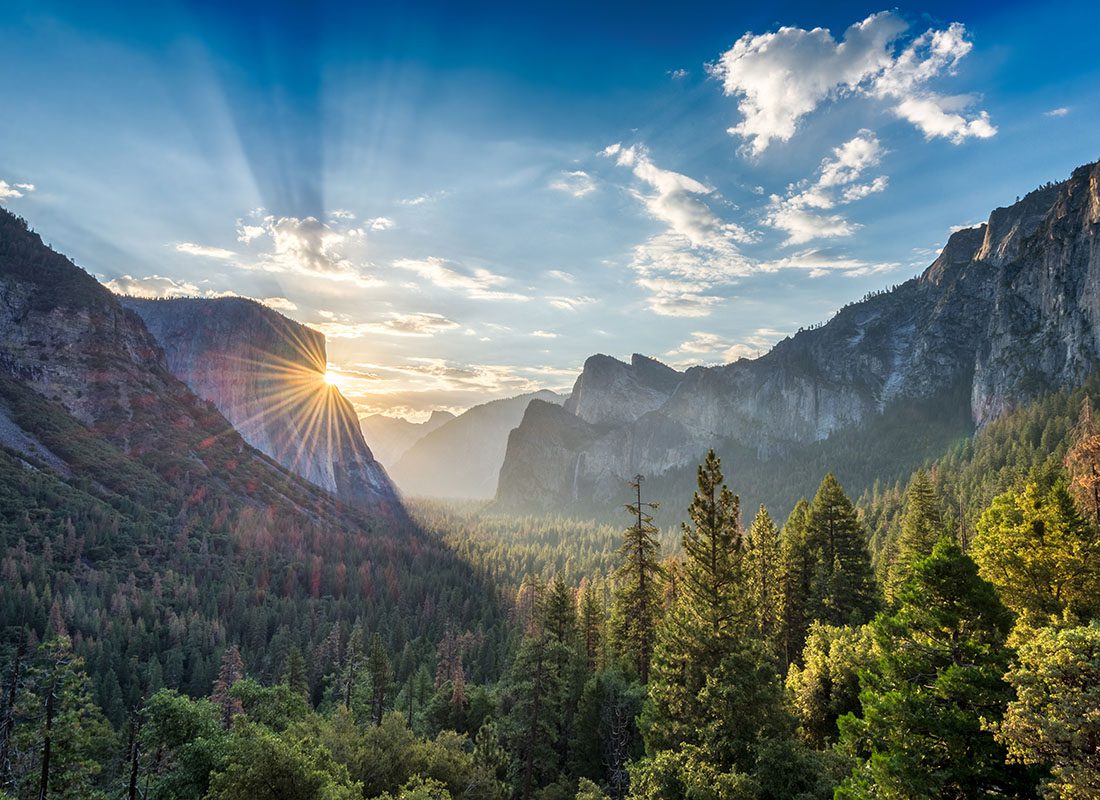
497,160 -> 1100,512
121,297 -> 401,515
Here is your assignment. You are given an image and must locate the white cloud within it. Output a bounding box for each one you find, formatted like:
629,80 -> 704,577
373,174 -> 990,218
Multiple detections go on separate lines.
0,180 -> 35,199
669,68 -> 689,79
547,295 -> 595,311
393,257 -> 529,302
550,170 -> 597,198
103,274 -> 202,298
531,330 -> 558,338
1045,107 -> 1070,117
547,269 -> 575,282
399,191 -> 447,206
329,209 -> 356,220
312,311 -> 460,339
603,143 -> 753,316
757,249 -> 899,278
712,12 -> 994,153
175,242 -> 236,260
259,297 -> 298,312
765,130 -> 888,245
667,328 -> 786,365
367,216 -> 395,231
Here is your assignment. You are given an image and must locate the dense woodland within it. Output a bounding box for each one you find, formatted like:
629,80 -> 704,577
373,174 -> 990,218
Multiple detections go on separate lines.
3,379 -> 1100,798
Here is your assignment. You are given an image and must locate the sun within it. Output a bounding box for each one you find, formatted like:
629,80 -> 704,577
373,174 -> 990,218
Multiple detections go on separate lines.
322,371 -> 340,386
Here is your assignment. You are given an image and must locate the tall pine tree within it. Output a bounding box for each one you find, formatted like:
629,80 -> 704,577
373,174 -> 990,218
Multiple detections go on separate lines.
885,470 -> 945,601
610,476 -> 663,684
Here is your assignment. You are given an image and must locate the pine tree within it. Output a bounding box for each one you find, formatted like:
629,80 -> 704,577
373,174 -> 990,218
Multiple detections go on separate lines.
282,646 -> 309,704
643,450 -> 747,752
885,470 -> 945,601
778,498 -> 814,668
210,646 -> 245,730
745,504 -> 782,648
577,581 -> 603,673
610,476 -> 663,684
805,474 -> 877,627
1065,396 -> 1100,523
542,576 -> 576,645
341,625 -> 365,712
366,634 -> 392,727
836,540 -> 1035,799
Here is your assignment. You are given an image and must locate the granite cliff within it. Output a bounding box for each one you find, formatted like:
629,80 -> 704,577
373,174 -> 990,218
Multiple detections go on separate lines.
497,160 -> 1100,515
121,297 -> 401,515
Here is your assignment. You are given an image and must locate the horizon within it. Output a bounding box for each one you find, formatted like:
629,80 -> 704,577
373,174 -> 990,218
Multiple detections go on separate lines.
3,0 -> 1099,422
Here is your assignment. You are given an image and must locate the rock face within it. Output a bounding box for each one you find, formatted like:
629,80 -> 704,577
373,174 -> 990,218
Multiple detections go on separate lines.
121,297 -> 402,515
390,390 -> 563,499
360,410 -> 455,469
497,160 -> 1100,512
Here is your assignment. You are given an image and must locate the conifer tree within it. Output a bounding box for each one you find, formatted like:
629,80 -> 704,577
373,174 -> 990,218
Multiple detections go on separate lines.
341,625 -> 365,712
210,646 -> 244,730
745,504 -> 782,648
542,576 -> 576,645
885,470 -> 945,601
577,581 -> 603,673
836,540 -> 1035,799
610,476 -> 663,684
366,634 -> 392,727
805,474 -> 877,627
643,451 -> 751,753
778,499 -> 814,668
282,646 -> 309,704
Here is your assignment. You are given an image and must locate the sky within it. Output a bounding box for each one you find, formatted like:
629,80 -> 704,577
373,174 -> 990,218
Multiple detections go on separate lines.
2,0 -> 1099,421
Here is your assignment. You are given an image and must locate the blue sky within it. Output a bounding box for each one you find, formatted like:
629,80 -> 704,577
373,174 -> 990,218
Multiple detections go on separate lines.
2,0 -> 1098,419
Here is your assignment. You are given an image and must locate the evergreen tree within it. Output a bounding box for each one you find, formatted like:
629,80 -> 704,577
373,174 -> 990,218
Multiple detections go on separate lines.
785,623 -> 874,747
341,625 -> 365,713
746,504 -> 782,649
885,470 -> 945,601
282,646 -> 309,704
778,499 -> 815,669
836,539 -> 1036,799
643,450 -> 748,752
805,474 -> 877,627
543,576 -> 577,646
210,646 -> 245,730
366,634 -> 392,727
610,476 -> 663,684
577,581 -> 604,674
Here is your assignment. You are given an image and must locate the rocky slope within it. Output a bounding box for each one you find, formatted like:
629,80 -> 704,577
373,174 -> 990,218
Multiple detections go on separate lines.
497,160 -> 1100,515
390,390 -> 563,499
360,409 -> 455,469
121,297 -> 401,515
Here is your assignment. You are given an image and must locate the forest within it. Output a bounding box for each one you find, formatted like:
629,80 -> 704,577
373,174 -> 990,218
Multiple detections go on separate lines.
2,381 -> 1100,799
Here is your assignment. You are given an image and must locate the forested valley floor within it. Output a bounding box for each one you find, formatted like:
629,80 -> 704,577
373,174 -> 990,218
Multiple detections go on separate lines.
3,381 -> 1100,799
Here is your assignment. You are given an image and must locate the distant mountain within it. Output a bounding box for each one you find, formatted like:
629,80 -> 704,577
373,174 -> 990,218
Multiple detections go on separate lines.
121,297 -> 401,515
497,159 -> 1100,518
390,390 -> 563,499
361,409 -> 455,469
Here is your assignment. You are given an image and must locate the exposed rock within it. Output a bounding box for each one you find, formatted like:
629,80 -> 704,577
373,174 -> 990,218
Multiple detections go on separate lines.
122,297 -> 401,515
497,159 -> 1100,513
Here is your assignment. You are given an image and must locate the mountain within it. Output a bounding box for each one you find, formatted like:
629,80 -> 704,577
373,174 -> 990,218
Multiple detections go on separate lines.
390,389 -> 563,499
496,159 -> 1100,518
121,296 -> 401,516
0,206 -> 500,721
360,409 -> 456,468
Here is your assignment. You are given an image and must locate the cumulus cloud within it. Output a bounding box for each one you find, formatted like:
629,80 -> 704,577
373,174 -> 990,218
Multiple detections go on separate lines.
329,209 -> 356,220
765,130 -> 889,245
712,12 -> 994,154
367,216 -> 395,231
1045,107 -> 1070,117
602,143 -> 752,316
103,274 -> 203,298
550,170 -> 597,198
259,297 -> 298,312
0,180 -> 35,199
393,257 -> 529,302
175,242 -> 236,259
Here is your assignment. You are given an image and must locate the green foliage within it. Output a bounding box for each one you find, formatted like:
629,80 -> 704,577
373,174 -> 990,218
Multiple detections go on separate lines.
973,481 -> 1100,629
999,622 -> 1100,799
836,540 -> 1035,799
785,623 -> 874,748
205,721 -> 361,800
745,505 -> 781,651
610,479 -> 664,684
883,470 -> 946,601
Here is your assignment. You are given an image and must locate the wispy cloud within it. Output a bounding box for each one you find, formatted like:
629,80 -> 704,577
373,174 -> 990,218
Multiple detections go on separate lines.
550,170 -> 597,198
1044,107 -> 1070,117
667,327 -> 786,365
392,257 -> 529,302
712,12 -> 994,154
311,311 -> 460,339
175,242 -> 236,259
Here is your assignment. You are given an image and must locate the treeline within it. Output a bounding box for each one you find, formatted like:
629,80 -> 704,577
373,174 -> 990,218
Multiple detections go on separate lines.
3,391 -> 1100,797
